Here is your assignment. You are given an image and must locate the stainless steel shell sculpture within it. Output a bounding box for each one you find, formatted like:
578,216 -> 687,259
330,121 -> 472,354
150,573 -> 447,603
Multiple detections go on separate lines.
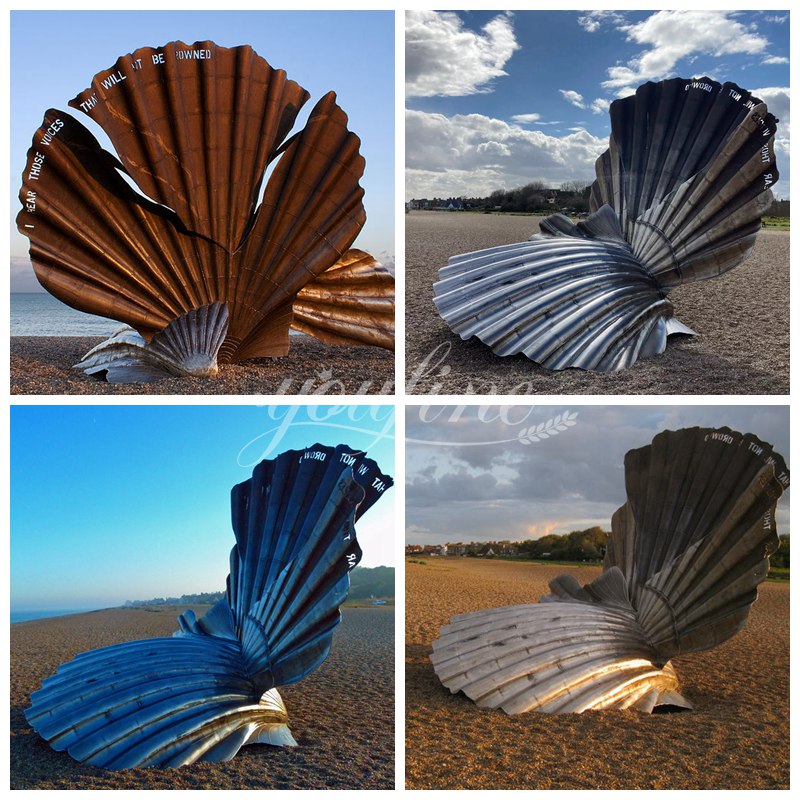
431,427 -> 788,714
17,41 -> 395,382
26,444 -> 393,768
433,78 -> 779,370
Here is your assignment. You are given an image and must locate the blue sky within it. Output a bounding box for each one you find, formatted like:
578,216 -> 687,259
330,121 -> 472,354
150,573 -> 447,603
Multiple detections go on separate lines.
406,10 -> 790,199
11,405 -> 395,612
406,405 -> 789,545
10,10 -> 394,291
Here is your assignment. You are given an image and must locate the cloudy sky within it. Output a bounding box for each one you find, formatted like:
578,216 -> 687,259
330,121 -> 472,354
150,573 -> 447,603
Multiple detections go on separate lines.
406,10 -> 790,199
406,405 -> 789,545
10,10 -> 394,291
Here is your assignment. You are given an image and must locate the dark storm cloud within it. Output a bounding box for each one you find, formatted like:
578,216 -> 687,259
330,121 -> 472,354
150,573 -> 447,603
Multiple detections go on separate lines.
405,405 -> 790,544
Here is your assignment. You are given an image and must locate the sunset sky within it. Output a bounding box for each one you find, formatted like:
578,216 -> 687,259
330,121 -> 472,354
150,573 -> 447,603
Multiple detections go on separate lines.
405,405 -> 789,545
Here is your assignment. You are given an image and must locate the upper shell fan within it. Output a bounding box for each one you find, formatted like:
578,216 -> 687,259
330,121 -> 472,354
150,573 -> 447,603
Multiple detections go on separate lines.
430,427 -> 787,715
25,444 -> 393,769
17,41 -> 395,381
433,78 -> 778,371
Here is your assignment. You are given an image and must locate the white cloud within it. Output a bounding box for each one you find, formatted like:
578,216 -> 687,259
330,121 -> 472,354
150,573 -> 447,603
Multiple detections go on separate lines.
751,86 -> 790,198
511,113 -> 541,123
602,11 -> 769,90
560,89 -> 586,109
559,94 -> 612,114
406,10 -> 520,98
405,108 -> 606,199
762,55 -> 789,65
577,11 -> 627,33
476,141 -> 511,157
752,86 -> 790,126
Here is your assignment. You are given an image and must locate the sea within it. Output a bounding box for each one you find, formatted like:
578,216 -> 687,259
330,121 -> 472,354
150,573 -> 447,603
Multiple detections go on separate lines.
11,292 -> 303,337
11,607 -> 105,624
11,293 -> 120,336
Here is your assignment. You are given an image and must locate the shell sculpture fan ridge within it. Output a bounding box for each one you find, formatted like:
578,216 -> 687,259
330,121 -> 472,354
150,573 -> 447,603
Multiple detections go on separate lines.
433,78 -> 779,370
431,427 -> 788,714
17,41 -> 394,382
26,444 -> 393,768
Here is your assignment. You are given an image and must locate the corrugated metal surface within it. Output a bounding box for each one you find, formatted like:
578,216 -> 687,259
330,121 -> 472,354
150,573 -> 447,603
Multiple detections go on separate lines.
592,78 -> 779,287
433,233 -> 672,371
16,41 -> 394,380
75,303 -> 229,381
431,427 -> 787,715
434,78 -> 778,371
293,249 -> 395,350
26,445 -> 393,768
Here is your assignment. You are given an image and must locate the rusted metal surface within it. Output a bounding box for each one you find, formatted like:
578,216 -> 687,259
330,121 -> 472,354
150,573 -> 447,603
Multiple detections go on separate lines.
17,41 -> 394,381
293,249 -> 395,350
26,444 -> 393,768
434,78 -> 778,371
431,427 -> 788,714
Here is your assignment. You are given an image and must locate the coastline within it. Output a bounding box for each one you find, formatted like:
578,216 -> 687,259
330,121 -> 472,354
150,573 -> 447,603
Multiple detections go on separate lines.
11,335 -> 394,395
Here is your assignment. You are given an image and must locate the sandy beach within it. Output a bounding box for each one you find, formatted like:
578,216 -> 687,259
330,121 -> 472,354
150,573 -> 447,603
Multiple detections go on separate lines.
10,335 -> 394,395
406,558 -> 789,790
12,605 -> 394,789
406,211 -> 789,394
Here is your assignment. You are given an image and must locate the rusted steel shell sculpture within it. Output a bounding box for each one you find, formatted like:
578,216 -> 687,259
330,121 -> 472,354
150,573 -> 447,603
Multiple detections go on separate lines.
26,444 -> 393,768
17,41 -> 394,382
431,427 -> 788,713
433,78 -> 778,371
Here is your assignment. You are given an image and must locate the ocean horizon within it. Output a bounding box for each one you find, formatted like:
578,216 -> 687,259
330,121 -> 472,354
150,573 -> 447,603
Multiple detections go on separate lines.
11,607 -> 108,624
11,292 -> 120,337
11,292 -> 303,338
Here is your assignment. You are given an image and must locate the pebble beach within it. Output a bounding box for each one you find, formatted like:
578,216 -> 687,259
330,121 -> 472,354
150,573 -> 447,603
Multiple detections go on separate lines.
406,211 -> 789,395
10,335 -> 394,395
406,558 -> 789,790
12,605 -> 394,789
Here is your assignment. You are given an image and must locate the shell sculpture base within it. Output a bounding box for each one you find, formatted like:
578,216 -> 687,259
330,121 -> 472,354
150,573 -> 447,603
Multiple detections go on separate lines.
431,427 -> 788,714
434,78 -> 778,371
17,41 -> 395,383
25,444 -> 393,768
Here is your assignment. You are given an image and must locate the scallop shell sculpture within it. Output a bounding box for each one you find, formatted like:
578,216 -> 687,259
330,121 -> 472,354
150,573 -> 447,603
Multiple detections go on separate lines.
26,444 -> 393,768
433,78 -> 779,370
431,427 -> 788,714
17,41 -> 394,382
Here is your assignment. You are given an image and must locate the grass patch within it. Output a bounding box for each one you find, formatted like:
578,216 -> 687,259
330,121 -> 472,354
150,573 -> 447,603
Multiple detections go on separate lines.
342,598 -> 394,607
762,216 -> 789,231
767,567 -> 790,582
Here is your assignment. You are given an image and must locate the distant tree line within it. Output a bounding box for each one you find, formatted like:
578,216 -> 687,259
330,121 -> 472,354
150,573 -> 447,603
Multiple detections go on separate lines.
410,180 -> 593,215
771,535 -> 790,569
766,199 -> 790,218
411,188 -> 789,218
514,526 -> 609,562
348,565 -> 394,599
122,566 -> 395,607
